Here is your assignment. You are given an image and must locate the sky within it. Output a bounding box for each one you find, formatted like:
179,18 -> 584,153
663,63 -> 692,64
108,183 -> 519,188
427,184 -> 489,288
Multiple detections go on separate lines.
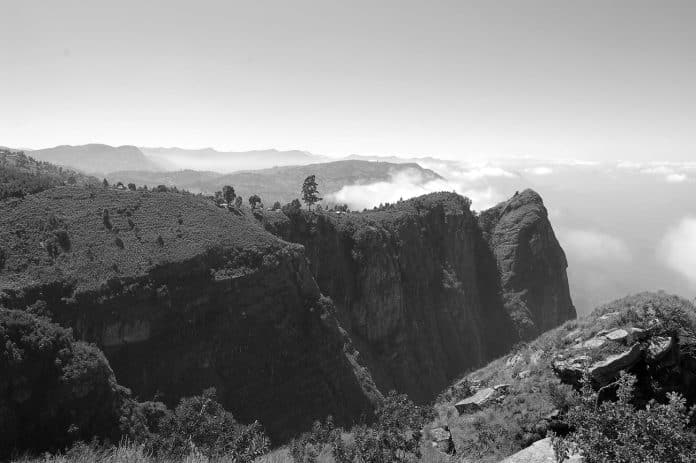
2,0 -> 695,161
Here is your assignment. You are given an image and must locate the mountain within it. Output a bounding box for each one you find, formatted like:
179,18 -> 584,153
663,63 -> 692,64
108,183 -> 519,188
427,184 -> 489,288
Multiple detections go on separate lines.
139,147 -> 329,172
0,187 -> 379,443
109,159 -> 444,204
261,189 -> 574,401
29,144 -> 163,175
0,173 -> 573,451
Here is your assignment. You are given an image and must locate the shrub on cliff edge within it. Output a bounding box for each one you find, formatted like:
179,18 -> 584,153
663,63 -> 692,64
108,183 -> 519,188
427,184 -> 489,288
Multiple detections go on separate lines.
0,308 -> 129,458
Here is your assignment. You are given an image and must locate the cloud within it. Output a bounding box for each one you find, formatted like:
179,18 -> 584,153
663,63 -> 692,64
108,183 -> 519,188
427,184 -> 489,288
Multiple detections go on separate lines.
524,166 -> 553,175
557,229 -> 632,264
659,217 -> 696,285
326,168 -> 506,211
666,173 -> 688,183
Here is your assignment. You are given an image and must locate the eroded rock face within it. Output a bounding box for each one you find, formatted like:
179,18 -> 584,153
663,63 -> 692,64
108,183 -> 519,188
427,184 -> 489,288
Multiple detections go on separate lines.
478,190 -> 576,339
263,191 -> 574,403
264,193 -> 523,402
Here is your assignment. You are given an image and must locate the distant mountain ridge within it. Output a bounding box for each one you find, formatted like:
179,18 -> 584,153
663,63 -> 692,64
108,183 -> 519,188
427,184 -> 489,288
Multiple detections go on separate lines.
30,144 -> 163,175
140,146 -> 329,172
109,159 -> 444,204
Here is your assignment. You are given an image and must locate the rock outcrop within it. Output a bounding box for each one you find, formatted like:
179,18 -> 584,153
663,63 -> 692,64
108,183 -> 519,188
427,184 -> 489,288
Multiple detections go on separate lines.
264,191 -> 574,402
479,190 -> 576,339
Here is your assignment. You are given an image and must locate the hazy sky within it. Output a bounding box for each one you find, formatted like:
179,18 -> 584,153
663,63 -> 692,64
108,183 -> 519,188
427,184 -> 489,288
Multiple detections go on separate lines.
2,0 -> 695,161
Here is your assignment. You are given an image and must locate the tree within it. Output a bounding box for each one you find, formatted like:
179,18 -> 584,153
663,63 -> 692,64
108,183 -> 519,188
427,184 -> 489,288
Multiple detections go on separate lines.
302,175 -> 322,210
248,195 -> 262,210
127,183 -> 137,191
271,201 -> 282,211
102,178 -> 109,188
234,196 -> 243,208
222,185 -> 236,204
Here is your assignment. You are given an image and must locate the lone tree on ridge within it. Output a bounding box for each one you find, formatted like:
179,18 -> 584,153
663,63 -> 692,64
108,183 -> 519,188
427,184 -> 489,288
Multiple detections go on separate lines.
302,175 -> 322,210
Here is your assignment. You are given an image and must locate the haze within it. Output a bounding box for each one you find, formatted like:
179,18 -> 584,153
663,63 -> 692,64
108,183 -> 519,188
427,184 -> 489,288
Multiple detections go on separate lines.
3,0 -> 696,161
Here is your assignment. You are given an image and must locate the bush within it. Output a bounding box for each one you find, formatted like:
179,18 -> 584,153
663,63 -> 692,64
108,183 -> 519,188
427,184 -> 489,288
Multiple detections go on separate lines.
554,373 -> 696,463
137,388 -> 269,461
0,309 -> 129,458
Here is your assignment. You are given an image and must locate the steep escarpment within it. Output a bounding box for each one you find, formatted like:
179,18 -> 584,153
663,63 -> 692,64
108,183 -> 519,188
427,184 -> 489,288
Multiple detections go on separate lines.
0,187 -> 378,441
262,193 -> 521,402
479,189 -> 576,339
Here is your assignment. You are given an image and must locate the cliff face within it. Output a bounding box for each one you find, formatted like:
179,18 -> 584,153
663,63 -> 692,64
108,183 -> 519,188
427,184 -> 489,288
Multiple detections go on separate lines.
263,194 -> 519,402
263,191 -> 574,401
478,189 -> 576,339
0,188 -> 378,441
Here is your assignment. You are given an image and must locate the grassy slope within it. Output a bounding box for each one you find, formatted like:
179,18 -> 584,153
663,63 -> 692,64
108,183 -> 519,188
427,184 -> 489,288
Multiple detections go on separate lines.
0,186 -> 286,292
430,291 -> 696,462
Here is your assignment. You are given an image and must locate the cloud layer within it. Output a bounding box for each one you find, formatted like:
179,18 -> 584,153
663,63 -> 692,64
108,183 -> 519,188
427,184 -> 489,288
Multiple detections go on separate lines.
659,217 -> 696,286
326,167 -> 507,211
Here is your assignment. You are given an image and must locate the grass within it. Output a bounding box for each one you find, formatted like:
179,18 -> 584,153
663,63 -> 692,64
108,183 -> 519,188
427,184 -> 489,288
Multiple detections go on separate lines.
0,186 -> 294,293
428,291 -> 696,462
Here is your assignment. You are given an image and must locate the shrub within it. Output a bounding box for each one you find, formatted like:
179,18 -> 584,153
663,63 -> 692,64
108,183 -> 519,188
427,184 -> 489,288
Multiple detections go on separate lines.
141,388 -> 270,461
0,309 -> 129,458
554,372 -> 696,463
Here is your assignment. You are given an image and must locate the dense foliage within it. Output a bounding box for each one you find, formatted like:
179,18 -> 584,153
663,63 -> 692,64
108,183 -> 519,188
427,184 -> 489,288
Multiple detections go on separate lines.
289,391 -> 433,463
0,309 -> 270,461
0,308 -> 128,458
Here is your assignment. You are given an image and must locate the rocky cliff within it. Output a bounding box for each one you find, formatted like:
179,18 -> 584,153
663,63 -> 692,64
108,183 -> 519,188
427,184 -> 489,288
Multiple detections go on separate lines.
479,189 -> 576,339
262,191 -> 574,402
0,188 -> 379,441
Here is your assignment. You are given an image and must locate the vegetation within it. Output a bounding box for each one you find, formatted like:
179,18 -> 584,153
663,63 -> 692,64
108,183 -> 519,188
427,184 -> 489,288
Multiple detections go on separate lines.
554,372 -> 696,463
301,175 -> 322,210
249,194 -> 262,210
0,150 -> 97,200
1,308 -> 270,461
289,391 -> 433,463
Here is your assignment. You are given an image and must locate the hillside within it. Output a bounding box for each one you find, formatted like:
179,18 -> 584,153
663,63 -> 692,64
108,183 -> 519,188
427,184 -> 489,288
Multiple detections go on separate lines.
30,144 -> 163,175
261,190 -> 574,403
0,187 -> 379,442
0,149 -> 98,199
109,159 -> 443,203
0,178 -> 575,457
431,292 -> 696,461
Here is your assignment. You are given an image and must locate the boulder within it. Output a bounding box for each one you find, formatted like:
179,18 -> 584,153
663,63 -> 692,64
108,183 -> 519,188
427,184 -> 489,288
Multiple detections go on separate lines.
646,336 -> 676,364
553,355 -> 590,386
455,387 -> 498,414
590,343 -> 643,386
429,426 -> 455,455
598,311 -> 619,321
583,337 -> 606,349
499,437 -> 583,462
517,369 -> 531,379
605,329 -> 629,343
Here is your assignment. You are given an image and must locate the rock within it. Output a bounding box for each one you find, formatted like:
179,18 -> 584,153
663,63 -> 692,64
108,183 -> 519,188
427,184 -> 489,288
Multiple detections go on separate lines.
429,426 -> 455,455
553,355 -> 590,386
455,387 -> 499,414
646,336 -> 676,364
494,383 -> 511,392
590,343 -> 643,386
499,437 -> 583,462
478,189 -> 576,339
605,328 -> 629,343
583,337 -> 606,349
563,329 -> 581,342
517,369 -> 531,379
